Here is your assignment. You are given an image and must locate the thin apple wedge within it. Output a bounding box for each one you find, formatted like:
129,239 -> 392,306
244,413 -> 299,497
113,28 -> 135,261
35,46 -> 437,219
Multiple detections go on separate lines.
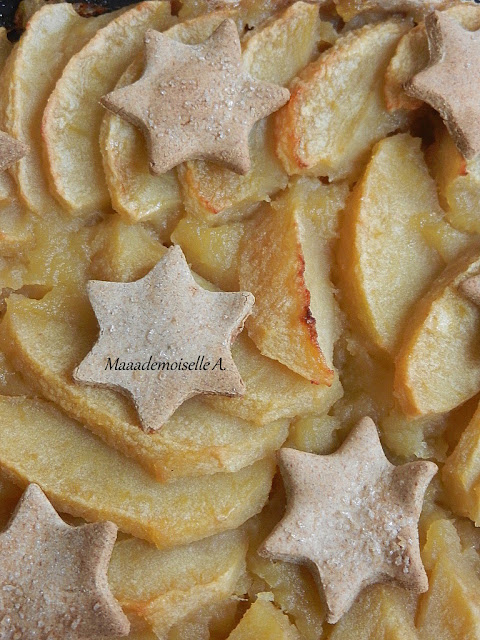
416,519 -> 480,638
203,333 -> 343,425
178,2 -> 335,225
90,217 -> 168,283
42,1 -> 175,214
442,400 -> 480,524
334,0 -> 452,21
109,530 -> 247,637
275,20 -> 409,181
0,289 -> 288,482
385,5 -> 480,113
239,177 -> 346,384
427,123 -> 480,235
171,216 -> 246,292
241,2 -> 336,87
0,4 -> 114,216
328,585 -> 417,640
226,596 -> 301,640
0,199 -> 34,257
0,395 -> 275,548
395,250 -> 480,416
338,134 -> 445,354
179,0 -> 291,30
99,10 -> 238,228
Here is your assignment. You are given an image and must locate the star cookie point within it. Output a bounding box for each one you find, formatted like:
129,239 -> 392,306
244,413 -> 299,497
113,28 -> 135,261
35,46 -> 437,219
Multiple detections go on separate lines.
74,245 -> 254,432
460,274 -> 480,307
406,11 -> 480,159
0,483 -> 129,639
101,19 -> 290,175
0,131 -> 27,173
259,417 -> 437,624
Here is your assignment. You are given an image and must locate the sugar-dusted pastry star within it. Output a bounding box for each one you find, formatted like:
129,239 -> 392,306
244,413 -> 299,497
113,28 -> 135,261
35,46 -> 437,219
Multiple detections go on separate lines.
406,11 -> 480,159
460,273 -> 480,306
0,131 -> 26,172
100,19 -> 290,175
74,245 -> 254,432
259,417 -> 437,624
0,483 -> 129,640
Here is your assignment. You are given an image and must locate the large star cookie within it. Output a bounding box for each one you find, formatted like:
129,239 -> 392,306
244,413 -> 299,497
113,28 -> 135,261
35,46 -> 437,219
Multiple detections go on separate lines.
0,484 -> 129,640
406,11 -> 480,159
0,131 -> 26,172
101,19 -> 290,175
74,245 -> 254,432
259,417 -> 437,623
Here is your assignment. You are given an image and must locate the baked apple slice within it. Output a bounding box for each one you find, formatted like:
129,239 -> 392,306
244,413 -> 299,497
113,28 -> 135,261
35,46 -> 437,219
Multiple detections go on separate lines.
239,177 -> 346,385
417,519 -> 480,637
395,250 -> 480,416
226,596 -> 301,640
426,123 -> 480,234
109,530 -> 247,636
171,216 -> 246,292
0,4 -> 114,216
328,585 -> 417,639
179,1 -> 332,224
338,133 -> 444,354
42,1 -> 175,213
275,19 -> 409,181
0,395 -> 275,548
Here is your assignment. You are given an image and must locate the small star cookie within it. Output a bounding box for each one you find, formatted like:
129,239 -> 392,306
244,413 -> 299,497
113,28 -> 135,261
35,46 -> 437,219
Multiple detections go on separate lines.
74,245 -> 254,432
0,131 -> 26,172
259,417 -> 437,624
406,11 -> 480,159
0,484 -> 129,640
101,19 -> 290,175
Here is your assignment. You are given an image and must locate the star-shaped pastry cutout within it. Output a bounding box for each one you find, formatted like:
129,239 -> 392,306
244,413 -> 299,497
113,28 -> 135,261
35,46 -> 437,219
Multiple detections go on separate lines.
74,245 -> 254,432
101,19 -> 290,175
460,274 -> 480,306
0,131 -> 26,172
259,417 -> 437,624
406,11 -> 480,159
0,484 -> 129,640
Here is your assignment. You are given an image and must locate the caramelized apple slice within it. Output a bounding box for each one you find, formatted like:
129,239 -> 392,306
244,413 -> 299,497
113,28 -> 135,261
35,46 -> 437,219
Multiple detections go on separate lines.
100,11 -> 238,228
338,134 -> 444,354
226,595 -> 301,640
239,177 -> 346,384
0,395 -> 275,547
275,20 -> 409,181
0,289 -> 288,482
109,530 -> 247,636
178,2 -> 334,224
42,1 -> 175,213
395,250 -> 480,416
385,5 -> 480,112
0,4 -> 114,216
